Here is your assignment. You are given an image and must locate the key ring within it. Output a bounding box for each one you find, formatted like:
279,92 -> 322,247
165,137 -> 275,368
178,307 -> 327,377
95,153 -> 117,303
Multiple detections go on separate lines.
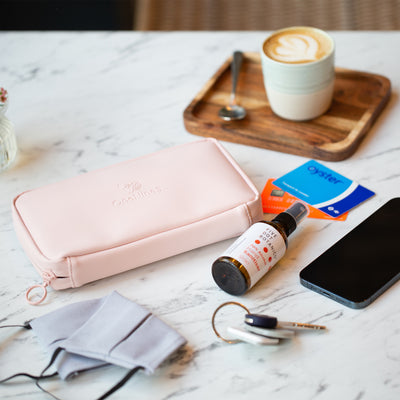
211,301 -> 250,344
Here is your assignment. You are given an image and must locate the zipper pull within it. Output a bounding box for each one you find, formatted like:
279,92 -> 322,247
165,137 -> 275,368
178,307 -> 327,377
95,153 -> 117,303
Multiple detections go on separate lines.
25,271 -> 56,305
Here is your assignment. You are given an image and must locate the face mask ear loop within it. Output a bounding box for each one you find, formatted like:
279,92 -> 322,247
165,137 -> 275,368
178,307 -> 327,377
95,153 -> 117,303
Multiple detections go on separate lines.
0,371 -> 58,384
34,347 -> 63,400
35,378 -> 62,400
0,321 -> 57,384
96,366 -> 143,400
38,347 -> 63,378
36,356 -> 142,400
0,320 -> 32,329
0,347 -> 61,399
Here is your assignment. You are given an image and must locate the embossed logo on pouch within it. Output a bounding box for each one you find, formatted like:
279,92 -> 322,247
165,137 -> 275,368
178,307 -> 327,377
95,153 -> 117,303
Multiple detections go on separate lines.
112,180 -> 164,207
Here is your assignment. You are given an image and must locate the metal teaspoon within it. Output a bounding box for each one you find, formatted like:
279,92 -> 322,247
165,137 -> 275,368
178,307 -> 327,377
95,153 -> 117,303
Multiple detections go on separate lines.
218,51 -> 246,121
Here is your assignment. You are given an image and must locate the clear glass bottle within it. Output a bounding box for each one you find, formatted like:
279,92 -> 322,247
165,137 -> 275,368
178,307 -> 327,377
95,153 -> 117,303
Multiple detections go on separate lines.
0,87 -> 18,172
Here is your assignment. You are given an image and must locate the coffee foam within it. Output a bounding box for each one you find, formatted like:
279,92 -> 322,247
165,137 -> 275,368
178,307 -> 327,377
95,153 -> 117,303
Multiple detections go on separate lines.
264,28 -> 332,64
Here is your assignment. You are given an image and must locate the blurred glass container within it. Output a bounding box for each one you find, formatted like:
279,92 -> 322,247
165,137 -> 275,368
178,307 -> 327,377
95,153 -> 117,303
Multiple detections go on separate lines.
0,87 -> 18,172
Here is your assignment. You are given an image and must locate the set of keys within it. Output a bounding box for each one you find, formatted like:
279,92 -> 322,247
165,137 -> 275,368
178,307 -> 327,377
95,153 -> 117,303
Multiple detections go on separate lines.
212,301 -> 326,345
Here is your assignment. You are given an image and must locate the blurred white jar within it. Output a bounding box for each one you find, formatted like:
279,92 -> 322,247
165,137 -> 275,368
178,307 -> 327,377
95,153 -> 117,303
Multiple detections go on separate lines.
0,88 -> 17,172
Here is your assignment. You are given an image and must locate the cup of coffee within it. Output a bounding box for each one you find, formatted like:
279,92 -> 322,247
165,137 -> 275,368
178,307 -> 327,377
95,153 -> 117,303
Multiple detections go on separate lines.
261,26 -> 335,121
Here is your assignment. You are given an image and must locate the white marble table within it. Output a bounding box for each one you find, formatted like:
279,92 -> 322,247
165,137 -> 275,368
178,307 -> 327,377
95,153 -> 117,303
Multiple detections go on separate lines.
0,32 -> 399,400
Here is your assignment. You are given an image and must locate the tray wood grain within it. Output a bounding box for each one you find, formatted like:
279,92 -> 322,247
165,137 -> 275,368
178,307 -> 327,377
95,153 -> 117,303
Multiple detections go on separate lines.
183,52 -> 391,161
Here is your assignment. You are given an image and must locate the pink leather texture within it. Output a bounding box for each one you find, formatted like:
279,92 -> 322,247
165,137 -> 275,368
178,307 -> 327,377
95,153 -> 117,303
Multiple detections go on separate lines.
12,139 -> 263,289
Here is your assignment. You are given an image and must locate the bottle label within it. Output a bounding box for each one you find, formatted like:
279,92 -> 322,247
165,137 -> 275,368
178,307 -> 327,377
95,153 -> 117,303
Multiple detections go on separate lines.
222,222 -> 286,288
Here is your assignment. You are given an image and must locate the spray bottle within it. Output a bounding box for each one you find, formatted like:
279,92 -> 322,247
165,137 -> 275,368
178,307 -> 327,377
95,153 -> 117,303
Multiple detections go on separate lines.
212,201 -> 308,295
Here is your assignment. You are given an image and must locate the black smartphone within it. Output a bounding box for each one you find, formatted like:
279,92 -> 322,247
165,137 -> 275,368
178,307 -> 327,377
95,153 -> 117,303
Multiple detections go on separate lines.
299,198 -> 400,309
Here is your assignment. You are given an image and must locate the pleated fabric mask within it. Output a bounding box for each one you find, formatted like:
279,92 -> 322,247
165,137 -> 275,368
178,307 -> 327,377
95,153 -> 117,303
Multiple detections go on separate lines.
0,291 -> 186,399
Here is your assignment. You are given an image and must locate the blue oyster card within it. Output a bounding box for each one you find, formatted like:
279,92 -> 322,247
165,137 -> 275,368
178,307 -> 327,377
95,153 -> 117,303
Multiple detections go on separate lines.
273,160 -> 375,218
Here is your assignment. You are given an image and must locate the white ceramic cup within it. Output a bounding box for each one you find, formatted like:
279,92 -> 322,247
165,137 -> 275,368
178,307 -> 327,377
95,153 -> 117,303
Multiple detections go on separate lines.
260,26 -> 335,121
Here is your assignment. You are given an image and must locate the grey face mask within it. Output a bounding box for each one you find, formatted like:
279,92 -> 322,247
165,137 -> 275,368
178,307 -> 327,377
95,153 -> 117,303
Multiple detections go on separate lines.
0,291 -> 186,399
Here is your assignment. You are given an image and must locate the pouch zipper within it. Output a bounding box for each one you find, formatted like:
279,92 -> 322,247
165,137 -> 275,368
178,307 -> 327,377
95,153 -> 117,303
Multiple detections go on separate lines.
25,270 -> 57,305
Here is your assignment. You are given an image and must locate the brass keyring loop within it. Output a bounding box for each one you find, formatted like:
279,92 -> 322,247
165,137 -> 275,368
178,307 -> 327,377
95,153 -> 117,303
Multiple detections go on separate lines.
211,301 -> 250,344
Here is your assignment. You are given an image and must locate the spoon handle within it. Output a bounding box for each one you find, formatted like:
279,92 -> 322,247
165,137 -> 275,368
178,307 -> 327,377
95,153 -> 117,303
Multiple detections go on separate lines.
231,51 -> 243,104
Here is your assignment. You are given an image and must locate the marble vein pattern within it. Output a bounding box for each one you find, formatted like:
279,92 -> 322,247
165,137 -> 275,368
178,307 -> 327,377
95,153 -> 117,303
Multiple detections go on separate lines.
0,32 -> 399,399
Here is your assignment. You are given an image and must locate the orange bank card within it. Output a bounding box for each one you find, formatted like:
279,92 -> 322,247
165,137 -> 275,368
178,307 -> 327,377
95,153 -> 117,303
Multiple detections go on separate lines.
262,179 -> 348,221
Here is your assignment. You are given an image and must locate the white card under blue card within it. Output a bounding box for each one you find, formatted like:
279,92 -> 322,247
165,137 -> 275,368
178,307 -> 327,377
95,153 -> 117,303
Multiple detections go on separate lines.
273,160 -> 375,218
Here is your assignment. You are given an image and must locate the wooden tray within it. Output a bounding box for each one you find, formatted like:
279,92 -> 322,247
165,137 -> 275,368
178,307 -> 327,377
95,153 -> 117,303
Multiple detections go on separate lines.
183,52 -> 391,161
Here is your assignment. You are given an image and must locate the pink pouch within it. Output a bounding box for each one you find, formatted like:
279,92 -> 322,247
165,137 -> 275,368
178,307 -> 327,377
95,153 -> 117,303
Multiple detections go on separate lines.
13,139 -> 263,302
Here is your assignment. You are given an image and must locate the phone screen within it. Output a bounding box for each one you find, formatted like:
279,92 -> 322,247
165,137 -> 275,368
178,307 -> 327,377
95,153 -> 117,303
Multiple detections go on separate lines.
299,198 -> 400,308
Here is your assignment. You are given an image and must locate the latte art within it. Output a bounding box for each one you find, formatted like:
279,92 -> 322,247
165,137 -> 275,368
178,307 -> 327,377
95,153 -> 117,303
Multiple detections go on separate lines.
272,34 -> 319,63
263,27 -> 333,64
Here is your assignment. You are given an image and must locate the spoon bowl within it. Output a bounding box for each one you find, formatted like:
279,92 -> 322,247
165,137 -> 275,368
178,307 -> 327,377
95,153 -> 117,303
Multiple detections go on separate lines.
218,104 -> 246,121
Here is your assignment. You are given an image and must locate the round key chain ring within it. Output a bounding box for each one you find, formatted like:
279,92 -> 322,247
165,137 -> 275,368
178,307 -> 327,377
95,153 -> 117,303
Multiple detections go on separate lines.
25,283 -> 48,305
211,301 -> 250,344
